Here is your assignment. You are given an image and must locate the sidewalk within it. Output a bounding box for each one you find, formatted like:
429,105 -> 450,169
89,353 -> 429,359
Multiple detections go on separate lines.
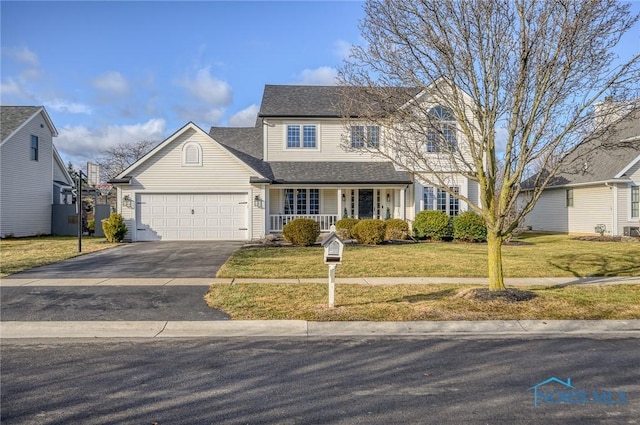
2,276 -> 639,339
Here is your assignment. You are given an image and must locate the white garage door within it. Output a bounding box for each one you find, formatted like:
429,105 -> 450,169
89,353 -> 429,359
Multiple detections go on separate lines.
136,193 -> 248,241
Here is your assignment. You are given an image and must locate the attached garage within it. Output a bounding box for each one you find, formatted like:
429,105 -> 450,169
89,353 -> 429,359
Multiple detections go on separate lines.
136,193 -> 249,241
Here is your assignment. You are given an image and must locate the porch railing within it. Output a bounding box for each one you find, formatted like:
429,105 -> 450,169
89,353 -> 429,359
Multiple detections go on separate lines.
270,214 -> 339,232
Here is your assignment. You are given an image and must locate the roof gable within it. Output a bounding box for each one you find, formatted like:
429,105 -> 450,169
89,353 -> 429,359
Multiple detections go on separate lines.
0,106 -> 58,145
115,122 -> 267,180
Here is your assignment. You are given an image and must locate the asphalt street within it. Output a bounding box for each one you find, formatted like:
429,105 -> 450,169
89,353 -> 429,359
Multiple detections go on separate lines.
2,336 -> 638,424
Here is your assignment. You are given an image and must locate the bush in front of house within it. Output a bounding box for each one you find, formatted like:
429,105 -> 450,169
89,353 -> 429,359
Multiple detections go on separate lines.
453,211 -> 487,242
102,213 -> 128,243
385,218 -> 409,240
282,218 -> 321,246
352,219 -> 386,245
413,210 -> 452,240
335,217 -> 359,239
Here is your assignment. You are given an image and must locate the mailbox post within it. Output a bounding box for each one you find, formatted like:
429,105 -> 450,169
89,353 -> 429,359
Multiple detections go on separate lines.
321,228 -> 344,308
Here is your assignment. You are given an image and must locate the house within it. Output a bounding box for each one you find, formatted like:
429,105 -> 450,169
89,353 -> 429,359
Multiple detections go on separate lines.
111,85 -> 478,241
522,107 -> 640,236
0,106 -> 75,238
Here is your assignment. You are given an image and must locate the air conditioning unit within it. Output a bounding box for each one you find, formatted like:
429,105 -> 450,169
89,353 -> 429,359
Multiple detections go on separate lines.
623,226 -> 640,237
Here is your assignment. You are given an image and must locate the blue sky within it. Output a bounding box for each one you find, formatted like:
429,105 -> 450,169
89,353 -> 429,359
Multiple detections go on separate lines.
1,1 -> 639,171
1,1 -> 364,168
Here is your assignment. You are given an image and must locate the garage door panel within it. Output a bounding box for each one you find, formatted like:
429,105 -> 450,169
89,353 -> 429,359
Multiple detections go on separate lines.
137,193 -> 248,241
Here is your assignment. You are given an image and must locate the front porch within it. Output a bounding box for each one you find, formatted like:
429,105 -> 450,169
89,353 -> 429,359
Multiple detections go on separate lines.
268,187 -> 410,232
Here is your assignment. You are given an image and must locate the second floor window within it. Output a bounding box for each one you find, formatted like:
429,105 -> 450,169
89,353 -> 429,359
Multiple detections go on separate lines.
30,135 -> 39,161
287,124 -> 316,149
351,125 -> 380,148
426,106 -> 457,153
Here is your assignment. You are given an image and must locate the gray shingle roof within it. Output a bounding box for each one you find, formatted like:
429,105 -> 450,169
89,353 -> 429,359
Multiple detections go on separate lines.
258,85 -> 419,118
209,125 -> 273,180
549,108 -> 640,187
0,106 -> 42,142
268,162 -> 412,185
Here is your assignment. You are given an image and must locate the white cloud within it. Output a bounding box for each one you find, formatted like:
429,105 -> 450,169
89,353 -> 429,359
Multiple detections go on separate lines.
0,78 -> 23,97
45,99 -> 93,115
9,46 -> 39,67
92,71 -> 129,95
295,66 -> 338,86
56,118 -> 166,167
228,104 -> 259,127
334,39 -> 353,60
179,67 -> 233,106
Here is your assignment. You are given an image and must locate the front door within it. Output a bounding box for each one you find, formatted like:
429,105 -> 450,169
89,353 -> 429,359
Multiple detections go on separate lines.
358,189 -> 374,218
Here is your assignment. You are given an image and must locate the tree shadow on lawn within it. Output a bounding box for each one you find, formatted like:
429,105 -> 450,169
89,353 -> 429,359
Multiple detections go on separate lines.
549,253 -> 640,278
339,288 -> 458,307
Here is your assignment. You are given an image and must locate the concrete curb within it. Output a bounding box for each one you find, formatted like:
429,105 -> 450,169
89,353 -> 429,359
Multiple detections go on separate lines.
2,276 -> 640,287
2,320 -> 639,339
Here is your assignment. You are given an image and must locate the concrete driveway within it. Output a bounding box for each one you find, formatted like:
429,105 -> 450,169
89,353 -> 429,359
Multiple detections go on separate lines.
4,241 -> 244,278
1,241 -> 243,321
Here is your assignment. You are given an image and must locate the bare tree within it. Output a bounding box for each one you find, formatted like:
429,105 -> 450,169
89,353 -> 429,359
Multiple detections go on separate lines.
97,140 -> 156,181
340,0 -> 640,291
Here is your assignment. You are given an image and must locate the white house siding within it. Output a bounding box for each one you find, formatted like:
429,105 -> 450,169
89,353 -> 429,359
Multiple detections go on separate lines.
523,188 -> 569,232
119,127 -> 262,240
251,186 -> 266,239
265,119 -> 383,162
618,162 -> 640,232
568,185 -> 613,234
0,112 -> 53,237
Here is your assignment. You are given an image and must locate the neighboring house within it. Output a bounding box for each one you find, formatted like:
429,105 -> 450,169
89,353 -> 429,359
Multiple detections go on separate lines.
0,106 -> 74,238
522,107 -> 640,236
111,85 -> 478,241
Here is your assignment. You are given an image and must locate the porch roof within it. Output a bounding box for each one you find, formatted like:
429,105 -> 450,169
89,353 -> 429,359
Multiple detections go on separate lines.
268,161 -> 412,185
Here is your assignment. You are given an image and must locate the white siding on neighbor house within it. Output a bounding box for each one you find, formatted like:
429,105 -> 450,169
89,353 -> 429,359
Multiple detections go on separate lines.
265,119 -> 384,162
0,112 -> 53,237
568,185 -> 613,234
523,188 -> 569,232
617,161 -> 640,233
118,127 -> 264,240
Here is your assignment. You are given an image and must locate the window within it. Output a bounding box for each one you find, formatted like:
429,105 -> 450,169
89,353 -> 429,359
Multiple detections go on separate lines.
351,125 -> 379,148
30,135 -> 39,161
566,189 -> 574,207
449,186 -> 460,216
424,185 -> 460,216
283,188 -> 320,214
287,124 -> 316,148
182,142 -> 202,166
426,106 -> 457,153
632,186 -> 639,219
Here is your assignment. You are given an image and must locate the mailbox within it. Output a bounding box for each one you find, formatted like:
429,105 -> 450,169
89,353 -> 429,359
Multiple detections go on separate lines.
321,231 -> 344,264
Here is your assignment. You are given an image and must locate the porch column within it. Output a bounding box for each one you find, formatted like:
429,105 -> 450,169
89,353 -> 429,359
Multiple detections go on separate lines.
265,188 -> 270,234
337,188 -> 343,221
400,188 -> 406,220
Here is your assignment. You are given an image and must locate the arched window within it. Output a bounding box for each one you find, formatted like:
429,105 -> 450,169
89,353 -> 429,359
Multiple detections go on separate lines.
426,106 -> 457,153
182,142 -> 202,166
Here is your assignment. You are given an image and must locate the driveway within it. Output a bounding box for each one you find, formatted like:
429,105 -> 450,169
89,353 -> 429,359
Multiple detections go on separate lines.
1,241 -> 243,321
4,241 -> 244,278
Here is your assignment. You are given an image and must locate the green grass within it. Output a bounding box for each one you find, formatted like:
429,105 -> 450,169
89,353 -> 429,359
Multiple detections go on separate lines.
217,233 -> 640,278
205,283 -> 640,321
0,236 -> 119,277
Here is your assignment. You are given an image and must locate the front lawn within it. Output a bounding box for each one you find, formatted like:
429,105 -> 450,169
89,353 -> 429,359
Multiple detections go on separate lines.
217,233 -> 640,278
0,236 -> 119,277
205,283 -> 640,321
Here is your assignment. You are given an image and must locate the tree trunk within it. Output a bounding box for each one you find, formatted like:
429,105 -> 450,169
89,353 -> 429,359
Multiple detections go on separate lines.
487,231 -> 507,291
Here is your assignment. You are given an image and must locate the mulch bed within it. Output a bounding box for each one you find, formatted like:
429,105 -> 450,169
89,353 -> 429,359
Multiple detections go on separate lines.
455,287 -> 538,302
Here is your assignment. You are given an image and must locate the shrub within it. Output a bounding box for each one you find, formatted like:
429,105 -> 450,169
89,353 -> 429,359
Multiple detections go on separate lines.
453,211 -> 487,242
101,213 -> 127,243
87,218 -> 95,234
385,218 -> 409,240
413,210 -> 452,240
282,218 -> 320,246
352,219 -> 386,245
335,218 -> 359,239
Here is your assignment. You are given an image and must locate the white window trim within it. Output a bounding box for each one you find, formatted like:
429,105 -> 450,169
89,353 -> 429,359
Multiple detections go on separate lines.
182,142 -> 203,167
630,185 -> 639,221
283,123 -> 321,151
423,185 -> 461,217
282,188 -> 320,214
